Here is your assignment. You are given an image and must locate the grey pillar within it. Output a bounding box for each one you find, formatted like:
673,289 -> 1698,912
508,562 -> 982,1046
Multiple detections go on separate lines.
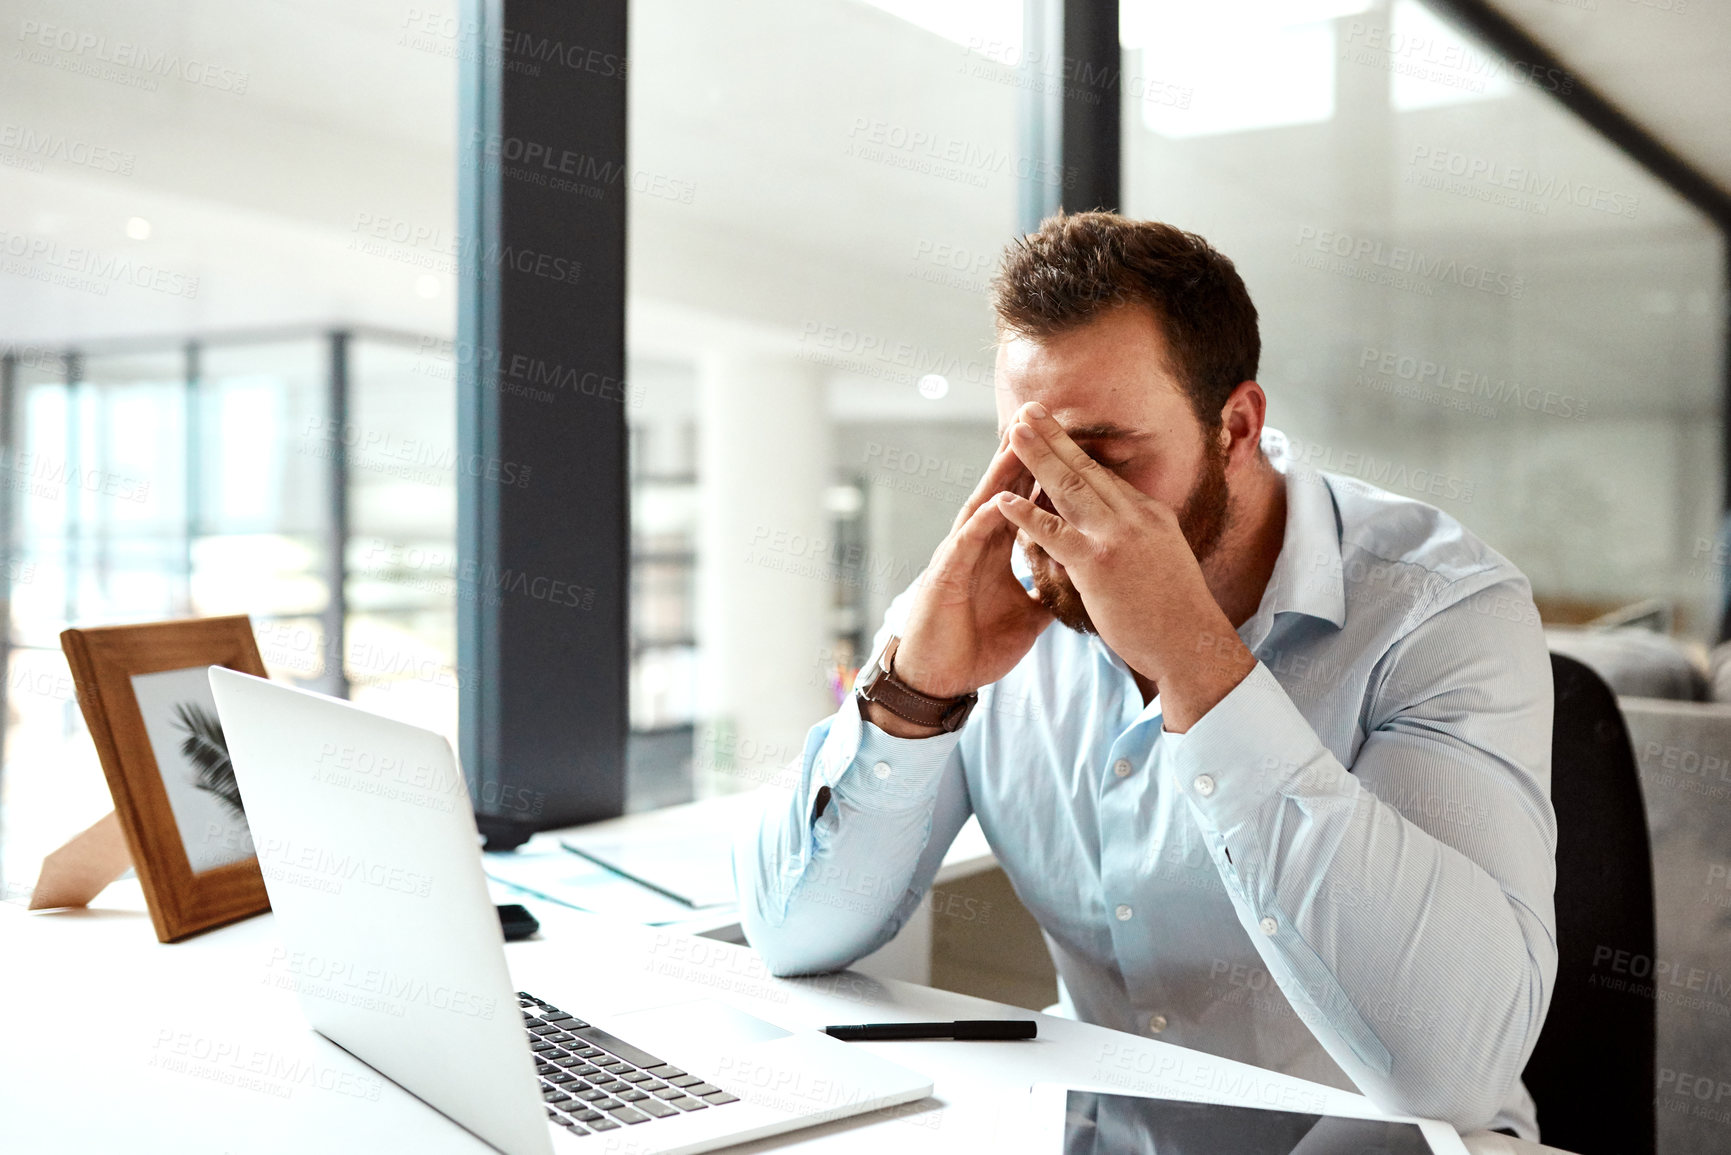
457,0 -> 630,845
322,331 -> 350,699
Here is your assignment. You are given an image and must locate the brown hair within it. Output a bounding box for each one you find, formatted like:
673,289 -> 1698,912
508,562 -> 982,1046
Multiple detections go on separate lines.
991,212 -> 1260,430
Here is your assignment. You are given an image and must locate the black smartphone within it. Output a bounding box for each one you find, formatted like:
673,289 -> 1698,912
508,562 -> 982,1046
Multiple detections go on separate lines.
497,903 -> 540,941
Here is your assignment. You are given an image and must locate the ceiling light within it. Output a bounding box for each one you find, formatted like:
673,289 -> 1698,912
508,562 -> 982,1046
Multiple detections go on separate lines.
858,0 -> 1023,59
1127,0 -> 1347,139
125,217 -> 152,240
1122,0 -> 1370,47
917,373 -> 950,400
1389,0 -> 1513,111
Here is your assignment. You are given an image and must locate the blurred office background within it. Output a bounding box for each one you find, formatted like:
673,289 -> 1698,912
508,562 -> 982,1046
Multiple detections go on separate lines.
0,0 -> 1726,1107
9,0 -> 1719,836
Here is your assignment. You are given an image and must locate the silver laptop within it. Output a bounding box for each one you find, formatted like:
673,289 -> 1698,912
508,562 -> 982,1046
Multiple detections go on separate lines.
209,667 -> 933,1155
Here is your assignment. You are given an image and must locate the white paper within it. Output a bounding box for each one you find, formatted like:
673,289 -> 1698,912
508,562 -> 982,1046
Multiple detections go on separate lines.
557,831 -> 738,909
482,843 -> 705,924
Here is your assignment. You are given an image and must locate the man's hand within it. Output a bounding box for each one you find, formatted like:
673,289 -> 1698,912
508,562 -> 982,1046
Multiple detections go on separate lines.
864,431 -> 1053,738
993,402 -> 1255,732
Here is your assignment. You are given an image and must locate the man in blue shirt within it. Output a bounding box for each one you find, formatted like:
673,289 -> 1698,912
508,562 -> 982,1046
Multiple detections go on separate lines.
735,212 -> 1556,1138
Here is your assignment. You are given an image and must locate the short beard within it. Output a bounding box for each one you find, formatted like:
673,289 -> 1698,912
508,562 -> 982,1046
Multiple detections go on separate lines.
1025,434 -> 1233,636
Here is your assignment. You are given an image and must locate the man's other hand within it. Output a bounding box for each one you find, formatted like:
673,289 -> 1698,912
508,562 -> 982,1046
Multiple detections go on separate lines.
866,430 -> 1054,737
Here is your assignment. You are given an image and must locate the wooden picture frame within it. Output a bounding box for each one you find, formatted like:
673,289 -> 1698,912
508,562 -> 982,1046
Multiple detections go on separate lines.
60,615 -> 271,942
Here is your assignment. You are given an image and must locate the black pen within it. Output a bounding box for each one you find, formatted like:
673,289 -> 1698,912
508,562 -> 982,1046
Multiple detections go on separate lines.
824,1020 -> 1037,1041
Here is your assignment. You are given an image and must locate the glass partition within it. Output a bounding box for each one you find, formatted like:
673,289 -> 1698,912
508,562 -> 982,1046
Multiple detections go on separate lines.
1119,0 -> 1724,633
343,336 -> 459,738
626,0 -> 1024,801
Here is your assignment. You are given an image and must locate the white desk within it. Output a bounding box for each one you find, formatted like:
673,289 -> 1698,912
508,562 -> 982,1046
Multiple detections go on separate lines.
512,792 -> 999,986
546,791 -> 998,885
2,881 -> 1574,1155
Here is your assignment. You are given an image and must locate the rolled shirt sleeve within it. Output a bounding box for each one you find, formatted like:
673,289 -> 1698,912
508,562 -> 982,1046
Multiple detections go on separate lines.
1158,582 -> 1557,1130
733,689 -> 972,976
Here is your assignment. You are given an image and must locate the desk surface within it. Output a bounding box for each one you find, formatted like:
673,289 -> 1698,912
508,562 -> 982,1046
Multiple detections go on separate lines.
1,882 -> 1574,1155
536,792 -> 998,885
512,792 -> 998,951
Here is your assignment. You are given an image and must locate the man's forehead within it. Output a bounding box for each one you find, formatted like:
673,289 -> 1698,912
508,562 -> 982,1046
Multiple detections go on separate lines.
994,306 -> 1181,377
993,323 -> 1188,432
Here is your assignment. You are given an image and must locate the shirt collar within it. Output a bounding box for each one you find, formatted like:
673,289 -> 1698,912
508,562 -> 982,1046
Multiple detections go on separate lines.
1240,428 -> 1348,646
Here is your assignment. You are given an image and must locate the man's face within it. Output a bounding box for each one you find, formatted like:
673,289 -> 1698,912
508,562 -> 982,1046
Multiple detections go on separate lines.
994,305 -> 1231,635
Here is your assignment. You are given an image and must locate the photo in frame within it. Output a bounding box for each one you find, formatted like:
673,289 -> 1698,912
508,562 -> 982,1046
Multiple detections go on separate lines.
58,614 -> 272,942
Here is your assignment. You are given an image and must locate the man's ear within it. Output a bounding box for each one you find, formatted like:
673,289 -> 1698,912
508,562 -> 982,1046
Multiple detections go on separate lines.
1217,381 -> 1267,471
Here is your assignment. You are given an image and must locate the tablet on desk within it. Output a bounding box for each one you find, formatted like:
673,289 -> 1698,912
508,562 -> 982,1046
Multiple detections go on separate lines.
1027,1084 -> 1472,1155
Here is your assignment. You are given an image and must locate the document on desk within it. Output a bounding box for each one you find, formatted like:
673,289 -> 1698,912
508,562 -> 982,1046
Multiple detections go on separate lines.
558,828 -> 737,909
482,842 -> 704,924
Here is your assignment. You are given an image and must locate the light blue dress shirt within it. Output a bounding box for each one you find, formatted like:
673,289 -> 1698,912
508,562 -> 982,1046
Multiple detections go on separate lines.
735,439 -> 1557,1138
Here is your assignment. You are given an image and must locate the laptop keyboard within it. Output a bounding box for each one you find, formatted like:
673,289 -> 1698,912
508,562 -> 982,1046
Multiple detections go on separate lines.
520,992 -> 741,1137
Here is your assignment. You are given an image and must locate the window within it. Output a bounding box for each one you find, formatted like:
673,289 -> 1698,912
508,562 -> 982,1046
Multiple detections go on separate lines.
0,332 -> 457,893
1121,0 -> 1723,633
624,0 -> 1024,801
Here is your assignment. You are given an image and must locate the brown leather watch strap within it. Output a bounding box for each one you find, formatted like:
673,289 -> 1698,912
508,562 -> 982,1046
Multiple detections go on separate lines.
855,637 -> 978,733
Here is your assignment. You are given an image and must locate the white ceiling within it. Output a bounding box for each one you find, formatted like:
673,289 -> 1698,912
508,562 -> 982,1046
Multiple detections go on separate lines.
1487,0 -> 1731,203
0,0 -> 1721,412
0,0 -> 455,343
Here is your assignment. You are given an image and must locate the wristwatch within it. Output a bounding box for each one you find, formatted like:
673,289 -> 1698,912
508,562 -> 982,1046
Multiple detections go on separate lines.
855,637 -> 978,733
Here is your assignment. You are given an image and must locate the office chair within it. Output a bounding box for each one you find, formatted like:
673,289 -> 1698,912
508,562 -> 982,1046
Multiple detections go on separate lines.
1521,653 -> 1655,1155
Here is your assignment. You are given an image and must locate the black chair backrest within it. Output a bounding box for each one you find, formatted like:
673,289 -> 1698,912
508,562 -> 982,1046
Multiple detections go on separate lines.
1523,653 -> 1655,1155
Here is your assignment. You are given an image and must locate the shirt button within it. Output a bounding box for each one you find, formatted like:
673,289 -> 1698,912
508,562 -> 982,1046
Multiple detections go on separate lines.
1192,774 -> 1216,797
1147,1013 -> 1168,1034
872,761 -> 892,780
1115,904 -> 1133,922
1113,758 -> 1132,778
1259,916 -> 1279,936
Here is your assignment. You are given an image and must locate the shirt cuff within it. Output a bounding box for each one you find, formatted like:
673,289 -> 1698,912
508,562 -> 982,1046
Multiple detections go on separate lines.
815,693 -> 962,809
1161,662 -> 1351,832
